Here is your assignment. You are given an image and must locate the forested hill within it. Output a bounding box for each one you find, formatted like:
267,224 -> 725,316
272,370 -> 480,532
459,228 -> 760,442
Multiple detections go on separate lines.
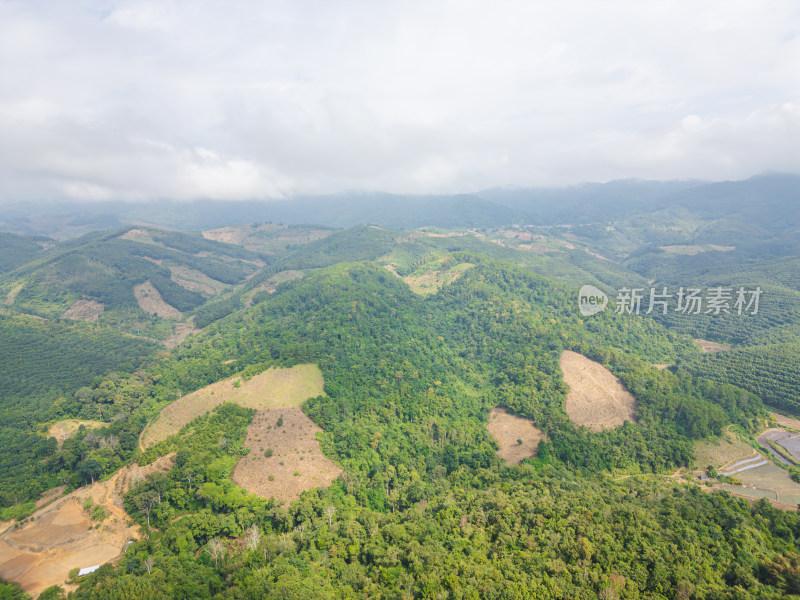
31,256 -> 800,600
5,248 -> 800,598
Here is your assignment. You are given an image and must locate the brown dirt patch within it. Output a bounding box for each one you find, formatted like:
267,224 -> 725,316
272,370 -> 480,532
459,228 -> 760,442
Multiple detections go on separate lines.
486,407 -> 545,465
560,350 -> 638,432
47,420 -> 108,449
4,284 -> 23,306
694,339 -> 731,352
141,364 -> 325,448
654,364 -> 671,370
61,300 -> 105,322
771,412 -> 800,431
169,266 -> 227,295
34,487 -> 66,509
163,321 -> 199,349
0,455 -> 174,598
133,280 -> 182,319
231,407 -> 342,504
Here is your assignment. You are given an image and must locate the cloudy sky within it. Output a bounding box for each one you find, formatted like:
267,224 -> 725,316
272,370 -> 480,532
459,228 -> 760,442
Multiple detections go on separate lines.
0,0 -> 798,202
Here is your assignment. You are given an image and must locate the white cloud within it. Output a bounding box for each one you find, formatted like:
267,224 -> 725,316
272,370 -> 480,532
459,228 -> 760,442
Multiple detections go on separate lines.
0,0 -> 798,202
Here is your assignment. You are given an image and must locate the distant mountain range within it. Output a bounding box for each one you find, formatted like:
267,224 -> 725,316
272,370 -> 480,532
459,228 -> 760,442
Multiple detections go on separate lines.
1,173 -> 797,237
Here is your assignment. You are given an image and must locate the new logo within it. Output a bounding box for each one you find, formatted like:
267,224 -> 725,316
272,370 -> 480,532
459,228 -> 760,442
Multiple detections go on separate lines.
578,285 -> 608,317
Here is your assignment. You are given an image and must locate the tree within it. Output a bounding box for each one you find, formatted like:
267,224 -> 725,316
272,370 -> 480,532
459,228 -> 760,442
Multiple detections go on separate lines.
207,537 -> 224,568
246,524 -> 261,552
143,556 -> 155,575
133,490 -> 160,527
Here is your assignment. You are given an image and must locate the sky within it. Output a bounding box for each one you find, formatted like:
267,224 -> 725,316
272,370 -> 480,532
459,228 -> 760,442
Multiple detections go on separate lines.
0,0 -> 799,203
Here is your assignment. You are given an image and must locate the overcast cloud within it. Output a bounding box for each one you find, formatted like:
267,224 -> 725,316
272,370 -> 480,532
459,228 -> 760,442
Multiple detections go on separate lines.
0,0 -> 798,202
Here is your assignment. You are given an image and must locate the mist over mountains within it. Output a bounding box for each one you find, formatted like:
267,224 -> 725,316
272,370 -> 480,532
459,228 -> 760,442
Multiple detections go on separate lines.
1,174 -> 797,238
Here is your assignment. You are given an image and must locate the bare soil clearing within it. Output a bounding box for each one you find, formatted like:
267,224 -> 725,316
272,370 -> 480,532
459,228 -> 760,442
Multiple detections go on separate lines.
560,350 -> 638,432
133,280 -> 182,319
34,486 -> 66,509
771,412 -> 800,431
61,300 -> 104,322
141,364 -> 325,448
169,266 -> 227,295
486,407 -> 545,465
0,455 -> 174,598
47,420 -> 108,449
231,407 -> 342,504
694,339 -> 731,353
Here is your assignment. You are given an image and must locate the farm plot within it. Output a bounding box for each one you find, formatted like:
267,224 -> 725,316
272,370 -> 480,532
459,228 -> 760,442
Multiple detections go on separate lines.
141,364 -> 325,448
694,431 -> 757,470
735,462 -> 800,505
719,484 -> 777,502
231,408 -> 342,504
0,455 -> 174,598
760,429 -> 800,463
486,407 -> 545,465
560,350 -> 638,432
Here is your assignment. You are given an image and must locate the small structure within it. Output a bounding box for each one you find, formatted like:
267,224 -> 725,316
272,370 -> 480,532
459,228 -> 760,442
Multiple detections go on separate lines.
698,475 -> 710,481
78,565 -> 100,577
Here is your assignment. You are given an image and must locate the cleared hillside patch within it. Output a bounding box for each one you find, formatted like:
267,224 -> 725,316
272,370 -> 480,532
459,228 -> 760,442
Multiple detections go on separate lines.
560,350 -> 638,432
404,260 -> 475,296
133,280 -> 182,319
169,266 -> 227,295
141,364 -> 324,448
47,420 -> 108,449
4,284 -> 23,306
771,412 -> 800,431
61,299 -> 104,322
231,407 -> 342,504
694,339 -> 730,353
0,455 -> 174,598
486,407 -> 545,465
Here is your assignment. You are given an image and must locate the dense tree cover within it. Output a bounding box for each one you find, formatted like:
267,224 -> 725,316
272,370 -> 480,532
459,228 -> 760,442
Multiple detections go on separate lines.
72,447 -> 800,599
0,578 -> 30,599
681,343 -> 800,414
79,258 -> 764,490
0,314 -> 155,508
0,232 -> 47,275
1,250 -> 792,598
